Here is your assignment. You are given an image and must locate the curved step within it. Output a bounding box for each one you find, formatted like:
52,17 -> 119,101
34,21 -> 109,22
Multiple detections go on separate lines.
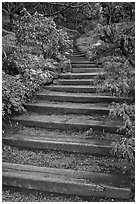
70,54 -> 85,57
3,163 -> 131,199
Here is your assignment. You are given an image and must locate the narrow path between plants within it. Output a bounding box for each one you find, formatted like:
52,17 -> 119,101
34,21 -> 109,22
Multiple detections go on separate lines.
2,39 -> 133,202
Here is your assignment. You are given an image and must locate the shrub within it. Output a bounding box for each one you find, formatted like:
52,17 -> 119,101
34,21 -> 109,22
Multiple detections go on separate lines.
13,9 -> 72,59
3,9 -> 73,120
94,57 -> 135,97
2,71 -> 26,118
109,102 -> 135,136
2,69 -> 53,119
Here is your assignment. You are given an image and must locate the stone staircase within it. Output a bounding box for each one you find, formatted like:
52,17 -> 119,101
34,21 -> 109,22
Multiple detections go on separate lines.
3,47 -> 133,201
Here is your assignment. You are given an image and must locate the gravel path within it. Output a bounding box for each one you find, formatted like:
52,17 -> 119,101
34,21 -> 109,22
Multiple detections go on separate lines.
3,126 -> 124,142
2,186 -> 127,202
3,144 -> 130,175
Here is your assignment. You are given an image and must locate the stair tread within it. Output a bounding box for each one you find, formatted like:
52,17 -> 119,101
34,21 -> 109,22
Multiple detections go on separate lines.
26,101 -> 110,110
3,133 -> 112,146
60,72 -> 103,76
37,90 -> 132,99
3,162 -> 131,199
12,113 -> 123,127
48,85 -> 96,88
45,85 -> 97,93
57,79 -> 94,81
71,61 -> 94,63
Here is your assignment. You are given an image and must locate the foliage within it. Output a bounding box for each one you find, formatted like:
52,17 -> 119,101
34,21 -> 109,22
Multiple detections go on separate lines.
100,2 -> 135,25
112,137 -> 135,162
13,9 -> 72,59
94,57 -> 135,97
2,71 -> 26,117
3,8 -> 73,120
76,2 -> 135,170
109,102 -> 135,169
109,102 -> 135,136
2,69 -> 53,119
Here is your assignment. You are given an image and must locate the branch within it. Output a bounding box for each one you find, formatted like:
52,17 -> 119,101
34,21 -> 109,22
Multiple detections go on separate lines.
44,3 -> 74,17
44,2 -> 86,17
120,38 -> 135,66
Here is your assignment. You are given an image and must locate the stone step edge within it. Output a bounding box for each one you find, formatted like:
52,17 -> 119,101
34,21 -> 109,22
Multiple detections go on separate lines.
72,69 -> 103,73
46,85 -> 97,88
36,92 -> 133,104
3,162 -> 131,199
55,79 -> 94,81
3,135 -> 113,156
71,62 -> 96,64
25,103 -> 110,115
60,73 -> 103,76
53,79 -> 94,85
45,86 -> 97,93
12,116 -> 123,133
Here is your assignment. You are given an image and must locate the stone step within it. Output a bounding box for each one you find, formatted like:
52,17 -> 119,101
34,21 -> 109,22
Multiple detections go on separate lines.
70,54 -> 85,57
25,101 -> 110,115
72,64 -> 100,68
45,85 -> 97,93
69,56 -> 86,60
69,54 -> 86,57
59,73 -> 102,79
36,91 -> 133,104
53,79 -> 94,86
71,60 -> 94,64
72,68 -> 103,73
3,163 -> 131,199
12,113 -> 123,133
3,134 -> 113,156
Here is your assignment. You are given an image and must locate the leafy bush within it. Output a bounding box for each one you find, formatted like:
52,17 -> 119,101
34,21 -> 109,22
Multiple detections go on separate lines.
108,102 -> 135,176
109,102 -> 135,136
2,69 -> 53,119
2,71 -> 26,118
13,9 -> 72,59
3,9 -> 73,120
94,57 -> 135,97
77,3 -> 135,178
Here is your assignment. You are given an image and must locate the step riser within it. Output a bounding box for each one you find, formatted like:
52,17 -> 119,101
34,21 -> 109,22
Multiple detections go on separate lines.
3,163 -> 131,199
72,64 -> 99,68
12,119 -> 120,133
68,56 -> 86,60
72,68 -> 103,73
25,105 -> 110,115
54,80 -> 94,86
45,87 -> 96,93
70,55 -> 85,57
71,61 -> 94,64
3,138 -> 112,156
36,94 -> 133,104
2,174 -> 130,200
60,74 -> 99,79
